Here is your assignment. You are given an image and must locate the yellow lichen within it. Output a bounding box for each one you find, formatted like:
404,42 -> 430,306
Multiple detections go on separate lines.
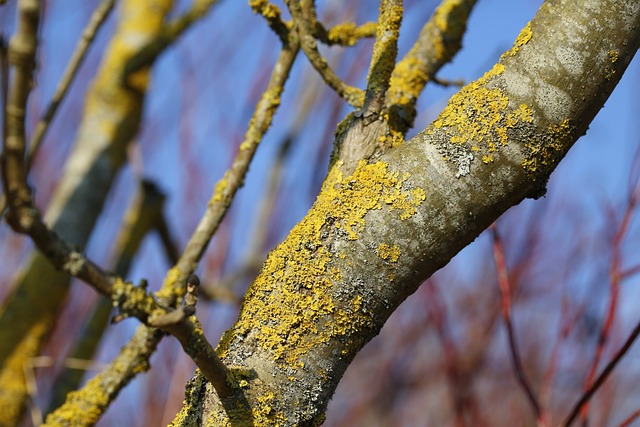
429,64 -> 536,166
431,64 -> 507,146
502,22 -> 532,58
388,55 -> 429,106
240,86 -> 281,150
154,266 -> 183,301
522,119 -> 574,173
432,0 -> 470,60
378,126 -> 405,148
0,320 -> 48,427
218,160 -> 425,368
604,67 -> 616,80
366,1 -> 403,97
326,22 -> 376,46
211,174 -> 229,203
604,50 -> 619,80
376,243 -> 401,262
249,0 -> 281,20
43,374 -> 110,426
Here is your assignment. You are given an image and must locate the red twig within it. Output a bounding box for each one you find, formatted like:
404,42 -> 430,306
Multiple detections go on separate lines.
618,408 -> 640,427
539,297 -> 584,425
424,280 -> 467,427
579,171 -> 640,424
563,318 -> 640,427
620,264 -> 640,280
490,225 -> 544,424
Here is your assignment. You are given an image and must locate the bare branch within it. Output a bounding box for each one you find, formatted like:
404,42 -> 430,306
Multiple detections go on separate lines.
432,76 -> 466,87
563,318 -> 640,427
490,225 -> 543,423
618,408 -> 640,427
579,171 -> 639,423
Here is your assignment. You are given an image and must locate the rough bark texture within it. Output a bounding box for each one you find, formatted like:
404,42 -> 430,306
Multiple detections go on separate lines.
168,0 -> 640,425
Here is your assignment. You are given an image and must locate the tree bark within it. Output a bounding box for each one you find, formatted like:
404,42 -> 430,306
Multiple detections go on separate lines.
170,0 -> 640,425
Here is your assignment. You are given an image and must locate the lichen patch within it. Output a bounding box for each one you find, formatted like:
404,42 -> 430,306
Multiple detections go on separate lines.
218,160 -> 425,370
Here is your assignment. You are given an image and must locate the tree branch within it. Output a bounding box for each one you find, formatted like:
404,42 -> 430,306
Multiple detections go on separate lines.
490,225 -> 543,422
362,0 -> 402,118
45,26 -> 302,426
182,0 -> 640,424
386,0 -> 477,132
286,0 -> 364,107
123,0 -> 221,78
248,0 -> 290,43
562,317 -> 640,427
27,0 -> 115,167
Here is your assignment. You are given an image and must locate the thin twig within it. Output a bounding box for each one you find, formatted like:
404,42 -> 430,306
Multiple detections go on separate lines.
386,0 -> 477,132
579,173 -> 639,423
620,264 -> 640,280
432,76 -> 466,87
201,135 -> 292,301
315,21 -> 377,46
362,0 -> 402,117
424,280 -> 468,427
166,39 -> 300,290
248,0 -> 289,43
123,0 -> 221,78
28,0 -> 115,165
490,225 -> 543,423
286,0 -> 364,107
563,318 -> 640,427
618,408 -> 640,427
539,297 -> 582,424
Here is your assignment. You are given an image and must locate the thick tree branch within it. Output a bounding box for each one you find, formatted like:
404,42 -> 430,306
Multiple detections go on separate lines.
330,0 -> 475,176
170,0 -> 640,424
